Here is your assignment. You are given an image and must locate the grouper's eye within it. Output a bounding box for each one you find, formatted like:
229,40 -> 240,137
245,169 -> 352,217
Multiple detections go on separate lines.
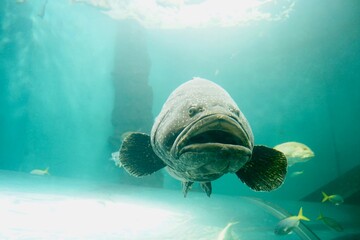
188,105 -> 204,117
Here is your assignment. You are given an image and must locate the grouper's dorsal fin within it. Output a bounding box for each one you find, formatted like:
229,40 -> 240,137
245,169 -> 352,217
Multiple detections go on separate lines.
236,145 -> 287,191
119,132 -> 166,177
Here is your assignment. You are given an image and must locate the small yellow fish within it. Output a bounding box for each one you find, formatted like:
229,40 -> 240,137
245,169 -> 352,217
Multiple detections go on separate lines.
274,207 -> 310,235
30,167 -> 50,176
273,142 -> 314,167
217,222 -> 239,240
317,212 -> 343,232
322,192 -> 344,205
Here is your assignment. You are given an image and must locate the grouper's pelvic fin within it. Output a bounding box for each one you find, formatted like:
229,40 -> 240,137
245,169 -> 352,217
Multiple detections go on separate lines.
182,181 -> 194,198
236,145 -> 287,191
119,132 -> 166,177
182,181 -> 212,197
200,182 -> 212,197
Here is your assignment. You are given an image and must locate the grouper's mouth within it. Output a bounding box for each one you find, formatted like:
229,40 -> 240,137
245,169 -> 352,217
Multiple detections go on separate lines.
171,114 -> 251,159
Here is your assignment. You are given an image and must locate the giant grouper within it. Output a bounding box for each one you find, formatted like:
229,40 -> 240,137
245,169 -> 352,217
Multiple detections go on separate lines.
117,78 -> 287,197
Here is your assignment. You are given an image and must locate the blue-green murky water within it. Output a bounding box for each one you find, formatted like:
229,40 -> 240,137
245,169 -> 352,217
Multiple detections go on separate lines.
1,0 -> 359,239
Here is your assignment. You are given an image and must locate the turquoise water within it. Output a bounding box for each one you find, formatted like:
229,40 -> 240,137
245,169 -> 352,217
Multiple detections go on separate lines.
1,0 -> 359,239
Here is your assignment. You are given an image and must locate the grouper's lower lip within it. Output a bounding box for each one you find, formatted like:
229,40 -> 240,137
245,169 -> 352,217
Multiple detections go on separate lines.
171,114 -> 251,158
179,143 -> 252,156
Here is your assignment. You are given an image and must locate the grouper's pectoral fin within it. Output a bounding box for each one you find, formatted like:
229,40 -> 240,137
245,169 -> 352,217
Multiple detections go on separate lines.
236,145 -> 287,191
119,132 -> 166,177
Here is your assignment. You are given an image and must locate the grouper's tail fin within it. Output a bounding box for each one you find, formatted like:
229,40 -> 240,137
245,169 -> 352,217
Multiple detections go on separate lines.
119,132 -> 166,177
236,145 -> 287,191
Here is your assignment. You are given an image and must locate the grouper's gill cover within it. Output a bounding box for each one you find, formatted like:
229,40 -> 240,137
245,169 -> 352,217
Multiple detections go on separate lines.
117,77 -> 287,197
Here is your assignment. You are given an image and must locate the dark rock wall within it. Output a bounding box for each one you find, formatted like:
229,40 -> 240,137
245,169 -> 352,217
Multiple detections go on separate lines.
109,20 -> 154,150
109,20 -> 163,188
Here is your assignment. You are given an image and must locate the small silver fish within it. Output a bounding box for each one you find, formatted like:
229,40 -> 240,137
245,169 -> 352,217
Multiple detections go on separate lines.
317,212 -> 343,232
274,207 -> 310,235
30,167 -> 50,176
273,142 -> 314,167
322,192 -> 344,205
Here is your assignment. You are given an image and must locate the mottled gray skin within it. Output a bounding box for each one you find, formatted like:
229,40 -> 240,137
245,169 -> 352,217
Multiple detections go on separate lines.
118,77 -> 287,196
150,78 -> 254,183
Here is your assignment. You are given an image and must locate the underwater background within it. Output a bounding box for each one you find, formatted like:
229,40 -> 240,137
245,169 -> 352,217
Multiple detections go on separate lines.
0,0 -> 359,239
